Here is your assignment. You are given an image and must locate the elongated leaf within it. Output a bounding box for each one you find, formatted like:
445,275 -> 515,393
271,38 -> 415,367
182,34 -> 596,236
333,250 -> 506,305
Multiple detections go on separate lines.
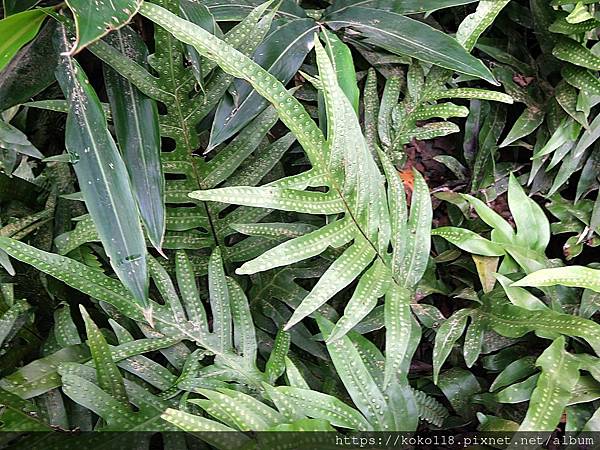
562,64 -> 600,96
227,278 -> 257,368
489,300 -> 600,355
326,7 -> 497,83
553,37 -> 600,70
0,237 -> 145,321
208,248 -> 232,354
270,386 -> 371,430
55,26 -> 149,314
104,27 -> 165,252
0,8 -> 47,71
265,329 -> 290,383
285,240 -> 376,330
236,219 -> 352,275
79,306 -> 129,407
456,0 -> 511,52
190,186 -> 345,214
514,266 -> 600,293
318,317 -> 394,430
518,337 -> 581,431
64,0 -> 141,54
429,88 -> 513,103
384,285 -> 414,386
208,18 -> 317,149
432,227 -> 506,256
500,107 -> 545,148
327,259 -> 389,342
433,309 -> 471,384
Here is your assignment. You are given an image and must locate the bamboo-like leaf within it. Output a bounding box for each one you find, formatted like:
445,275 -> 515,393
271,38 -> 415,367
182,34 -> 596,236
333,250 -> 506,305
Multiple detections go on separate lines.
55,26 -> 149,315
0,8 -> 47,71
103,27 -> 165,252
326,7 -> 498,83
64,0 -> 141,54
513,266 -> 600,293
208,18 -> 317,149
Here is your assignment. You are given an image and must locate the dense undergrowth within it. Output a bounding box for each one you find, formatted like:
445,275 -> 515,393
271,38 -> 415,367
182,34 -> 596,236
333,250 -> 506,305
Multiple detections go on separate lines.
0,0 -> 600,448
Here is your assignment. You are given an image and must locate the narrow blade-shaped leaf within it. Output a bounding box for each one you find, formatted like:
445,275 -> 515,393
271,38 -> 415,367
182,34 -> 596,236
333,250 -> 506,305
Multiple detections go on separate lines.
326,7 -> 498,84
104,27 -> 165,253
79,305 -> 129,407
55,26 -> 149,312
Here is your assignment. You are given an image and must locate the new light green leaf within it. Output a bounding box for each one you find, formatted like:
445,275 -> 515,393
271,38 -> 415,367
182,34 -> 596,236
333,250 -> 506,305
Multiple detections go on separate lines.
432,227 -> 506,256
0,8 -> 47,71
508,173 -> 550,253
500,107 -> 545,148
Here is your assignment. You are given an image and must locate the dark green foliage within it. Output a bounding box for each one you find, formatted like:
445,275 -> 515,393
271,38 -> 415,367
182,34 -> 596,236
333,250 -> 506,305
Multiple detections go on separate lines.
0,0 -> 599,445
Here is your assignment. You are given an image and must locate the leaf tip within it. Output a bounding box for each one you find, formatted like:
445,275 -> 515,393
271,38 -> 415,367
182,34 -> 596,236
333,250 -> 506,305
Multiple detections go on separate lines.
143,305 -> 155,328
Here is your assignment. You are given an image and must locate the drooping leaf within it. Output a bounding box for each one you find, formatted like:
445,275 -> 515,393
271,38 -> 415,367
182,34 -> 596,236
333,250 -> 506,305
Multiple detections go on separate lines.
103,27 -> 165,253
55,25 -> 149,314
